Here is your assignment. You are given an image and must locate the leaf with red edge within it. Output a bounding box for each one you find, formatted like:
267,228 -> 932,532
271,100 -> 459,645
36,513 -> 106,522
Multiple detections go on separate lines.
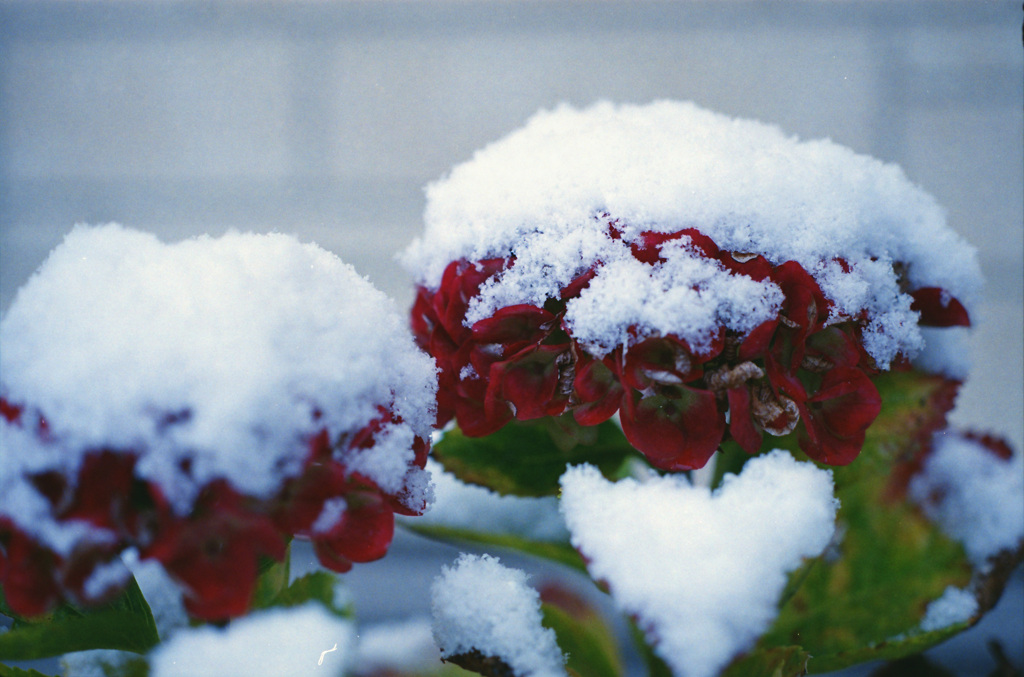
619,385 -> 725,471
0,574 -> 158,661
910,287 -> 970,327
750,370 -> 1021,673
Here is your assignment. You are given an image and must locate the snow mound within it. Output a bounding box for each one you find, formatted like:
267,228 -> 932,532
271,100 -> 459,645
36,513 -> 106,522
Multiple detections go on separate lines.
559,450 -> 838,677
431,553 -> 566,677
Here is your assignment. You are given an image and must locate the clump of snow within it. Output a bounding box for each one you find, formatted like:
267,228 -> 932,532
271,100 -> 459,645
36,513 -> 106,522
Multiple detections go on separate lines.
149,602 -> 355,677
404,459 -> 568,542
0,225 -> 436,546
430,553 -> 566,677
909,431 -> 1024,566
919,586 -> 979,632
354,617 -> 440,675
402,100 -> 981,369
559,450 -> 838,677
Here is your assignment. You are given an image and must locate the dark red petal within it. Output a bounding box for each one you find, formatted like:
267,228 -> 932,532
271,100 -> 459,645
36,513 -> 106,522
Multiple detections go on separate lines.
0,398 -> 23,424
804,326 -> 862,371
621,336 -> 698,391
62,450 -> 138,531
727,386 -> 762,455
313,493 -> 395,566
678,228 -> 721,259
560,268 -> 597,300
764,342 -> 808,403
738,319 -> 779,361
799,416 -> 866,466
155,495 -> 286,620
456,395 -> 510,437
719,252 -> 773,281
630,231 -> 684,264
961,431 -> 1014,460
910,287 -> 971,327
488,346 -> 569,421
471,304 -> 555,346
62,546 -> 127,605
619,386 -> 725,471
410,287 -> 438,348
0,530 -> 62,617
772,260 -> 828,332
572,357 -> 624,426
808,367 -> 882,439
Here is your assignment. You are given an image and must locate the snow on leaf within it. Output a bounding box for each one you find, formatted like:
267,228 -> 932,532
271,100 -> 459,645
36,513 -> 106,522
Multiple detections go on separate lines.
559,451 -> 838,677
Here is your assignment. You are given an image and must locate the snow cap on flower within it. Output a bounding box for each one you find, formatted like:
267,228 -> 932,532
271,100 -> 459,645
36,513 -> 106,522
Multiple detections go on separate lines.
0,225 -> 437,618
403,101 -> 978,470
559,450 -> 838,677
431,553 -> 566,677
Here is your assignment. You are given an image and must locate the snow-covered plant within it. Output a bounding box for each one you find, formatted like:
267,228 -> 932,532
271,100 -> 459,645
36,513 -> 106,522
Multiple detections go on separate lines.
1,101 -> 1021,677
0,227 -> 436,629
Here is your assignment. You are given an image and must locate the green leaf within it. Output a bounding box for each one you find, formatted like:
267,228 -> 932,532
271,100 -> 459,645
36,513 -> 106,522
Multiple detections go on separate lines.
754,370 -> 995,672
404,523 -> 586,573
270,571 -> 351,618
0,576 -> 159,661
432,416 -> 639,497
0,662 -> 58,677
628,619 -> 674,677
722,645 -> 810,677
250,543 -> 292,611
538,585 -> 624,677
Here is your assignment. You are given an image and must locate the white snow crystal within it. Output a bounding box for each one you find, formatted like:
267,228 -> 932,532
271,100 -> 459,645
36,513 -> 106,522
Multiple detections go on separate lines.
402,100 -> 981,370
559,450 -> 838,677
909,430 -> 1024,566
0,224 -> 437,550
430,553 -> 566,677
149,602 -> 355,677
919,585 -> 978,632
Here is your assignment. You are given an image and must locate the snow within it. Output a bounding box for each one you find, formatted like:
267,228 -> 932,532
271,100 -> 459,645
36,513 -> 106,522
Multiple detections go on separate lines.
149,602 -> 355,677
559,450 -> 838,677
402,100 -> 981,370
919,586 -> 979,632
0,224 -> 436,550
909,430 -> 1024,566
430,553 -> 566,677
404,458 -> 569,543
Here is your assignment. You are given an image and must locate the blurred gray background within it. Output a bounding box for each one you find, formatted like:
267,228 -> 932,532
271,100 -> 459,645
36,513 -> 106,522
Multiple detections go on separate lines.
1,1 -> 1021,675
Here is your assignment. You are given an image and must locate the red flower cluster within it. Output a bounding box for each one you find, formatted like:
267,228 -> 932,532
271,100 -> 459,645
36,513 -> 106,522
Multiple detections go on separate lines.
0,400 -> 429,621
411,225 -> 969,471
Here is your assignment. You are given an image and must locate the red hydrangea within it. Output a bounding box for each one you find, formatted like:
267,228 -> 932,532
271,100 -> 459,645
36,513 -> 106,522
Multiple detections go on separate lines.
412,222 -> 968,472
0,397 -> 431,621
